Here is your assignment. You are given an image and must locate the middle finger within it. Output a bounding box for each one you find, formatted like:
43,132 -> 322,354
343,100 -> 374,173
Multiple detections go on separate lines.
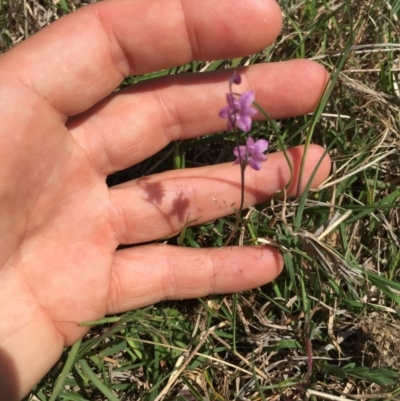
69,61 -> 327,175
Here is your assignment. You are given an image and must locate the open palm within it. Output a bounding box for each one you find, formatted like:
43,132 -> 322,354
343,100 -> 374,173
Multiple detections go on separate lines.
0,0 -> 331,399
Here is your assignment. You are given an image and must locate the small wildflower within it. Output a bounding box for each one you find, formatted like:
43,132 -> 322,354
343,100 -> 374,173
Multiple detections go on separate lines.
219,90 -> 257,132
233,136 -> 268,171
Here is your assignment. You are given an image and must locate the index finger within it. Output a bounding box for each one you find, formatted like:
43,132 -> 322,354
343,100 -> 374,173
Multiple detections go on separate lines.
0,0 -> 282,116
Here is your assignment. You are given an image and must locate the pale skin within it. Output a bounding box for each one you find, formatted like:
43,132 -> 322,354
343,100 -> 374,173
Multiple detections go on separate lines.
0,0 -> 332,399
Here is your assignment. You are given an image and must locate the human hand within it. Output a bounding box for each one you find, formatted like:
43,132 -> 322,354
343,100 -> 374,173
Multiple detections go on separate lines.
0,0 -> 331,399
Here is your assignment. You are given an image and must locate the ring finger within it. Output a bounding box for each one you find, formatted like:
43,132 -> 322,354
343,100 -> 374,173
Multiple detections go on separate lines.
108,144 -> 331,245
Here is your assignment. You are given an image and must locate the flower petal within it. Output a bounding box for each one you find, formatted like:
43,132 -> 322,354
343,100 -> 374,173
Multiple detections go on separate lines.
237,115 -> 252,132
246,136 -> 255,148
248,158 -> 262,170
244,105 -> 258,117
233,145 -> 247,159
218,106 -> 229,118
254,153 -> 267,162
254,139 -> 269,153
240,90 -> 255,106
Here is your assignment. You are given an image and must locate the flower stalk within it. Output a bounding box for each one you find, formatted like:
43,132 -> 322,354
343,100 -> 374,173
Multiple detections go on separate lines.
218,71 -> 268,245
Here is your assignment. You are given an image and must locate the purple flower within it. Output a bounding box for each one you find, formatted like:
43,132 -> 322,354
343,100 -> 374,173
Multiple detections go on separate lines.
219,90 -> 257,132
230,70 -> 242,85
233,136 -> 268,170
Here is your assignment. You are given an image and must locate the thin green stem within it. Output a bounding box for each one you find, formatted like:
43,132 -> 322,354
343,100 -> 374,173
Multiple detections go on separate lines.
224,130 -> 246,247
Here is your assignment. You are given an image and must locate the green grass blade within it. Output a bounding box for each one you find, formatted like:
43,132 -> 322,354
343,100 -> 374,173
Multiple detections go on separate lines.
49,339 -> 82,401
